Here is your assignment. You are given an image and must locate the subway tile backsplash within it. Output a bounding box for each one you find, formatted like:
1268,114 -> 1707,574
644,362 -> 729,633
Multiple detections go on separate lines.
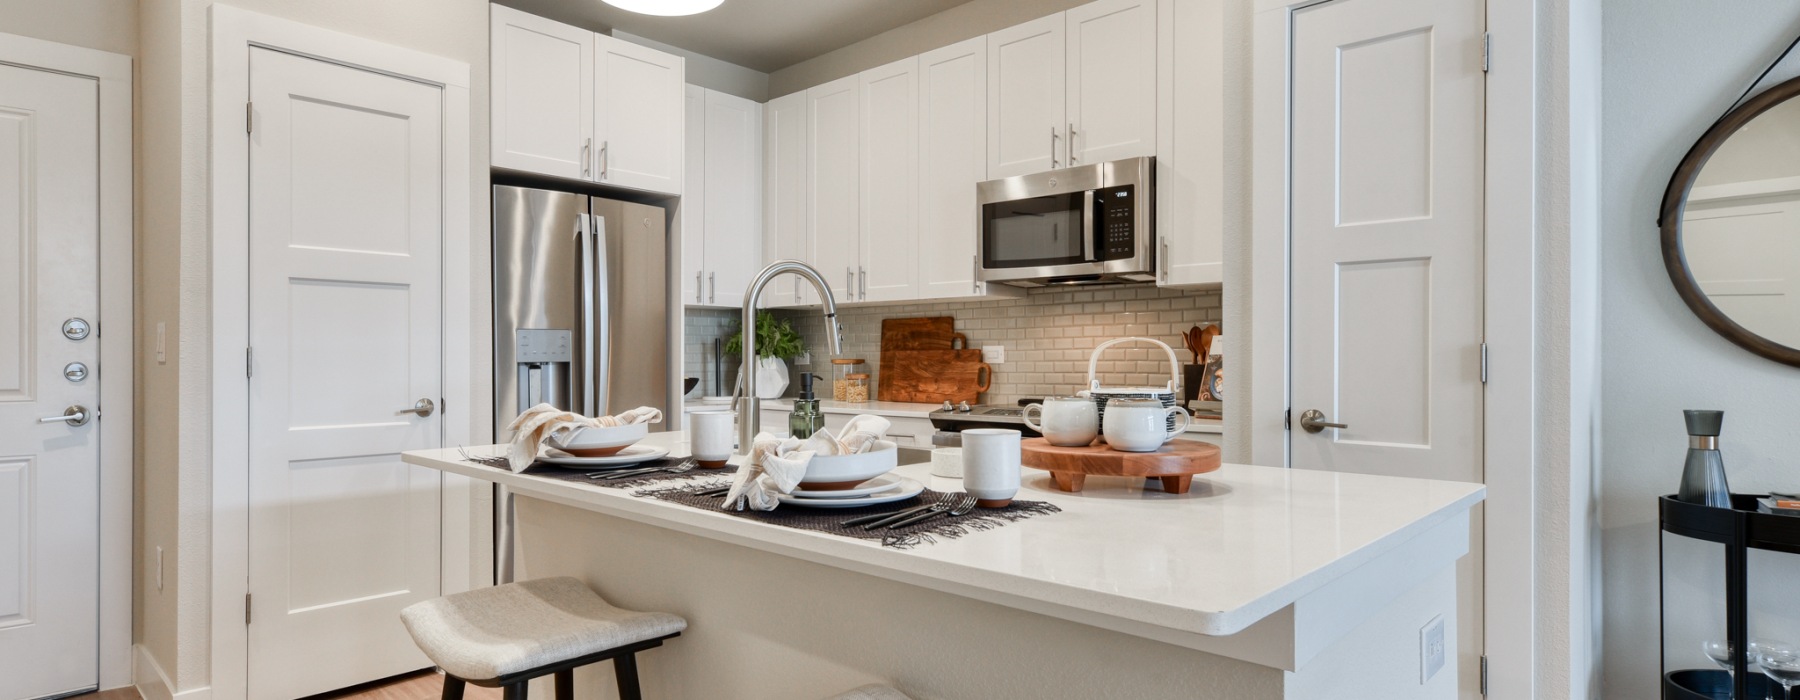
775,284 -> 1222,407
682,308 -> 741,398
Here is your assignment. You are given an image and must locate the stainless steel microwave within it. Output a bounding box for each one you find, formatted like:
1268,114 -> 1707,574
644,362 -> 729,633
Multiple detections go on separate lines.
976,156 -> 1155,286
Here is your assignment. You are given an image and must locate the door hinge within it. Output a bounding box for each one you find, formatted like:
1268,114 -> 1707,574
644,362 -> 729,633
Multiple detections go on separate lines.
1283,408 -> 1292,431
245,101 -> 253,134
1480,342 -> 1489,384
246,347 -> 253,379
1481,33 -> 1492,73
1480,655 -> 1489,695
245,593 -> 253,625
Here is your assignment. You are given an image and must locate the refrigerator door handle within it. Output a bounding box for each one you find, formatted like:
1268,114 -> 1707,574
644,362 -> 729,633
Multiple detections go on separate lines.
589,213 -> 612,416
579,214 -> 596,417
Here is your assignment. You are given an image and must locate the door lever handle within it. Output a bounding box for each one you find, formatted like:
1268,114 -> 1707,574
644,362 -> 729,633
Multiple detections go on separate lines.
1297,409 -> 1347,434
39,405 -> 91,426
396,398 -> 436,417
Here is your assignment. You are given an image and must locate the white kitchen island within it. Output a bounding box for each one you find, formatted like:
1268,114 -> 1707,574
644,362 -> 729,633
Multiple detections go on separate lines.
402,431 -> 1481,700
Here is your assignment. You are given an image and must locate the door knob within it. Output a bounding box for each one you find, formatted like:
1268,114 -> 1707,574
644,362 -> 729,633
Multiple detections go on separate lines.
1297,409 -> 1348,434
40,405 -> 92,426
396,398 -> 436,417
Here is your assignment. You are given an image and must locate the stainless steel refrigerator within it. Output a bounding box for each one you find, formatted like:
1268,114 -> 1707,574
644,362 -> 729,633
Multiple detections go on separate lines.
492,185 -> 671,580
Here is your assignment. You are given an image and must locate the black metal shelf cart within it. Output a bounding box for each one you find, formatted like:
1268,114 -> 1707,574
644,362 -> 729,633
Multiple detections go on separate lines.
1661,494 -> 1800,699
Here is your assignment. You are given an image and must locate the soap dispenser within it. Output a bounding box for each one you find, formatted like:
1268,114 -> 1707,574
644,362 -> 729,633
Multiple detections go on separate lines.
789,373 -> 825,438
1677,409 -> 1732,509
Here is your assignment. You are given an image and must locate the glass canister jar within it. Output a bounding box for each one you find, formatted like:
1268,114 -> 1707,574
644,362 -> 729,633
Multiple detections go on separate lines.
843,373 -> 871,403
831,358 -> 867,401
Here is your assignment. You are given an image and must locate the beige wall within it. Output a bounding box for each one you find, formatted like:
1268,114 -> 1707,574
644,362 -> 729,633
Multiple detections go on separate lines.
134,0 -> 494,692
0,0 -> 138,56
765,0 -> 1088,97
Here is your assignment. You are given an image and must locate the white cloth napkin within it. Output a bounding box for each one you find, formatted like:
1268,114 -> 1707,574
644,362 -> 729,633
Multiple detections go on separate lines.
505,404 -> 664,472
723,416 -> 892,511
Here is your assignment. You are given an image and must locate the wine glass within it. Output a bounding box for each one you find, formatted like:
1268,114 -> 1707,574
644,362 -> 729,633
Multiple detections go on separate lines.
1752,639 -> 1784,700
1709,639 -> 1739,686
1760,644 -> 1800,700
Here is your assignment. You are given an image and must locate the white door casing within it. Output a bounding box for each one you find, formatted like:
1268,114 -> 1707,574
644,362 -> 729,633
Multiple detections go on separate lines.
918,37 -> 991,299
594,34 -> 684,194
490,3 -> 593,180
702,88 -> 763,309
246,47 -> 444,700
1065,0 -> 1157,166
987,13 -> 1066,179
806,75 -> 861,303
0,62 -> 101,700
859,57 -> 921,304
1289,0 -> 1486,696
762,91 -> 809,308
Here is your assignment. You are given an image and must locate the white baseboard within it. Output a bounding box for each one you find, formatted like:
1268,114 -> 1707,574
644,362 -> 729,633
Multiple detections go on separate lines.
133,645 -> 211,700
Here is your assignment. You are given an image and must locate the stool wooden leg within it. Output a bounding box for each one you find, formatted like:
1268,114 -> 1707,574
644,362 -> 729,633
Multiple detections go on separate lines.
613,653 -> 642,700
502,682 -> 529,700
440,676 -> 466,700
554,670 -> 574,700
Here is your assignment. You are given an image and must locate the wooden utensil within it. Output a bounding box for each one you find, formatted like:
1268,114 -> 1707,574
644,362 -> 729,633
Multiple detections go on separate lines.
879,349 -> 991,404
1021,438 -> 1221,494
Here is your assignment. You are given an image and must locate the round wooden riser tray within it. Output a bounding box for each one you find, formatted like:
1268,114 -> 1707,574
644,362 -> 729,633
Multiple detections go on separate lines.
1021,438 -> 1222,494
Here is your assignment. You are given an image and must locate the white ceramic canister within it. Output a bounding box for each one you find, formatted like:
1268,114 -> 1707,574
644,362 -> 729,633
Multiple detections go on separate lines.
961,428 -> 1022,507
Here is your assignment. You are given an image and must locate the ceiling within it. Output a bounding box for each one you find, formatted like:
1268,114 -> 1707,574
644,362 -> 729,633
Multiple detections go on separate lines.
498,0 -> 980,73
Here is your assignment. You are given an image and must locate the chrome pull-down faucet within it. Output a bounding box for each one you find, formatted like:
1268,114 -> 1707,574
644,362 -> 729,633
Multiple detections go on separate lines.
739,260 -> 843,454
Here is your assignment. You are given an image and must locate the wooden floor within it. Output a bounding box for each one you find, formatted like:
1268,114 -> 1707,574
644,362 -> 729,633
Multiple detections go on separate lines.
71,671 -> 501,700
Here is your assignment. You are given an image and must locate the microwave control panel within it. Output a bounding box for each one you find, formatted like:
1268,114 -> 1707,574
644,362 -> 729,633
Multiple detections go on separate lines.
1096,185 -> 1137,261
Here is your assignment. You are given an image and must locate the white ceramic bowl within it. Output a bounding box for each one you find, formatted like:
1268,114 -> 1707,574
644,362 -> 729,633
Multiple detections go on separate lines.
552,422 -> 650,457
800,440 -> 898,490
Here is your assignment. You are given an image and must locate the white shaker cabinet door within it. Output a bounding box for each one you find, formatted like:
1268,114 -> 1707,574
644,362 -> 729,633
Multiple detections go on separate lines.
595,34 -> 684,195
490,4 -> 593,179
1065,0 -> 1157,166
681,84 -> 707,304
986,14 -> 1066,179
762,91 -> 810,307
859,56 -> 920,304
918,37 -> 993,300
806,75 -> 861,304
1155,0 -> 1224,287
702,89 -> 763,309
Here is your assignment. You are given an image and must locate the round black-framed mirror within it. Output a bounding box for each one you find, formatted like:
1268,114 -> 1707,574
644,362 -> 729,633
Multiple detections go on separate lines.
1661,75 -> 1800,367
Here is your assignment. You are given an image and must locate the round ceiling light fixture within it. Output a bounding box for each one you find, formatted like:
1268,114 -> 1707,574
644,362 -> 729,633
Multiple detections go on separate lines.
600,0 -> 724,16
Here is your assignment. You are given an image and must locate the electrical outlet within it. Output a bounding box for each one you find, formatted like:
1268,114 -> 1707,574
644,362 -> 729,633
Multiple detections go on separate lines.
155,546 -> 164,592
981,345 -> 1005,364
1420,615 -> 1446,683
796,352 -> 811,366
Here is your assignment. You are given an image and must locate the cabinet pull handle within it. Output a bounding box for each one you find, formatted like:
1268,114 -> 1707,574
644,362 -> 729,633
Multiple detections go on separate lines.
696,271 -> 704,303
859,266 -> 867,299
1068,123 -> 1078,164
1050,126 -> 1060,169
847,267 -> 854,297
972,254 -> 980,294
582,138 -> 592,178
709,272 -> 716,304
599,140 -> 609,179
1161,237 -> 1170,282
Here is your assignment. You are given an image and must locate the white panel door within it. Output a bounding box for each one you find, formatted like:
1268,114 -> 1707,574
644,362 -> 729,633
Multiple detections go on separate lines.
1684,193 -> 1800,349
703,89 -> 763,309
681,84 -> 706,305
1290,0 -> 1485,695
1065,0 -> 1157,165
490,4 -> 593,179
859,57 -> 920,303
807,75 -> 861,303
595,34 -> 685,194
0,63 -> 100,700
762,91 -> 810,307
247,48 -> 444,700
987,14 -> 1066,179
919,37 -> 990,299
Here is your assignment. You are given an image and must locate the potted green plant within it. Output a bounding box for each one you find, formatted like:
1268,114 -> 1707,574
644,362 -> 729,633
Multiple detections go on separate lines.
725,311 -> 807,398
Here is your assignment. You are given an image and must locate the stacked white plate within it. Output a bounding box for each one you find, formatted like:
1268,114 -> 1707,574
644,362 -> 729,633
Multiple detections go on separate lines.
537,445 -> 670,469
776,474 -> 925,509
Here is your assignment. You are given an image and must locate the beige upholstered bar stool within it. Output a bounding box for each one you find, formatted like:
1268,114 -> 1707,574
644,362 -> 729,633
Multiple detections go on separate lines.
400,577 -> 687,700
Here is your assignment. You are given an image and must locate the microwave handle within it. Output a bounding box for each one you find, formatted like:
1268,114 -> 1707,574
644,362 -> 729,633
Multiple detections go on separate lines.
1082,190 -> 1097,262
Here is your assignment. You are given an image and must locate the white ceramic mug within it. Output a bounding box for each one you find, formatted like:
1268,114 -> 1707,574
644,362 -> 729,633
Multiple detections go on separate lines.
961,428 -> 1022,507
689,411 -> 735,468
1102,399 -> 1192,452
1022,396 -> 1099,447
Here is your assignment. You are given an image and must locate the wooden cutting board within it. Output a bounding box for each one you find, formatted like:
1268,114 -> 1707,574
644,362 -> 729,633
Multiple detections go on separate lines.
879,317 -> 964,351
878,349 -> 990,404
1021,438 -> 1222,495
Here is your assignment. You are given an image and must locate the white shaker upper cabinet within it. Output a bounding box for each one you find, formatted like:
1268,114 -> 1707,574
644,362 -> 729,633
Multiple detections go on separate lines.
491,4 -> 593,179
918,37 -> 1019,302
986,14 -> 1066,179
762,91 -> 810,308
806,75 -> 861,304
1066,0 -> 1157,165
701,89 -> 763,309
681,84 -> 707,304
859,56 -> 920,304
595,34 -> 685,194
1155,0 -> 1224,287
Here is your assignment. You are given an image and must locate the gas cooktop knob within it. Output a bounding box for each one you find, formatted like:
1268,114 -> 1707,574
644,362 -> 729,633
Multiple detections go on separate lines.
957,401 -> 972,413
942,401 -> 955,412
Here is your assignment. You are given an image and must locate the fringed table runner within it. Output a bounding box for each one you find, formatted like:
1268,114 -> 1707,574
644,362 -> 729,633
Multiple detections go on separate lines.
522,459 -> 739,489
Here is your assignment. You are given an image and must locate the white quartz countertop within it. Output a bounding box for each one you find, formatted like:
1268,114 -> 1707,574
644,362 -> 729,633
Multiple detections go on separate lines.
406,431 -> 1479,645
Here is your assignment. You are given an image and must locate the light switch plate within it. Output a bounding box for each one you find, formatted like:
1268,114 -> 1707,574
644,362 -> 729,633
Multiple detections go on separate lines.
1421,615 -> 1446,683
982,345 -> 1005,364
796,352 -> 811,366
